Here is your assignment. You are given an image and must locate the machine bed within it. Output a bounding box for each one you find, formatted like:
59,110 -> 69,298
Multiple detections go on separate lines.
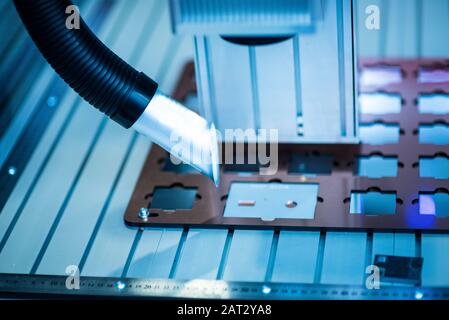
1,0 -> 449,298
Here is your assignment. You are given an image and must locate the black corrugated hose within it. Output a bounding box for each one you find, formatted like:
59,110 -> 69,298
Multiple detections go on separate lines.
13,0 -> 158,128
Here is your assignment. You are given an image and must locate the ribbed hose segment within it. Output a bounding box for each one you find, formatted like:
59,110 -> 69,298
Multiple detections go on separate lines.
13,0 -> 158,128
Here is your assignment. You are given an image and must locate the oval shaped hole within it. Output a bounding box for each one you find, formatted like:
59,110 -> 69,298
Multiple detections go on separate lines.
285,200 -> 298,208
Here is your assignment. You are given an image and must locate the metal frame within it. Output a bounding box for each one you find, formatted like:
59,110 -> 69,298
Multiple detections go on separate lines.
191,0 -> 358,144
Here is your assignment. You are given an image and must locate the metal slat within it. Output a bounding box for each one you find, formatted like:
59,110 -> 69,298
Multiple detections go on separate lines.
0,1 -> 118,210
222,230 -> 273,282
0,107 -> 104,273
35,0 -> 154,273
0,1 -> 107,272
0,70 -> 54,167
75,133 -> 149,276
0,1 -> 98,167
80,1 -> 196,277
372,233 -> 395,258
0,79 -> 78,210
0,88 -> 78,254
372,233 -> 417,260
393,233 -> 417,257
34,0 -> 157,276
0,1 -> 85,128
79,136 -> 151,277
0,48 -> 46,140
34,121 -> 136,274
0,0 -> 12,13
320,232 -> 367,285
0,3 -> 103,195
0,6 -> 23,59
271,231 -> 320,284
173,229 -> 228,280
422,235 -> 449,286
0,1 -> 113,265
126,229 -> 183,279
0,1 -> 102,267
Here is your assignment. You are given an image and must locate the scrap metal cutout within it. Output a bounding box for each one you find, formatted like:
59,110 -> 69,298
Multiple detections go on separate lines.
125,59 -> 449,233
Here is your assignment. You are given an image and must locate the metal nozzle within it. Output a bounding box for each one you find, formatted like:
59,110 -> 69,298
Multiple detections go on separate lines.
132,90 -> 220,186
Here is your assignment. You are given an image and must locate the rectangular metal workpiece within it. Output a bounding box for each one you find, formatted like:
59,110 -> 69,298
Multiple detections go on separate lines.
224,182 -> 319,220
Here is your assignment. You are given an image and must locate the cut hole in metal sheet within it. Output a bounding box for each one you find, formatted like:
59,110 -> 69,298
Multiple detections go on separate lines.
419,190 -> 449,217
222,143 -> 274,175
359,93 -> 402,114
418,66 -> 449,84
223,163 -> 263,175
359,65 -> 403,87
161,155 -> 199,174
349,191 -> 397,216
359,123 -> 401,145
288,153 -> 333,176
149,186 -> 198,212
419,123 -> 449,145
356,155 -> 398,178
419,155 -> 449,179
238,200 -> 256,207
417,93 -> 449,114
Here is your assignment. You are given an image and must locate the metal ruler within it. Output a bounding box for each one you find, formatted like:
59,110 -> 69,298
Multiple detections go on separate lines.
0,273 -> 448,299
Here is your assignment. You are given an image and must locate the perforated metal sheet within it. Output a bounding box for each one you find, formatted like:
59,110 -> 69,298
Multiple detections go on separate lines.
125,59 -> 449,233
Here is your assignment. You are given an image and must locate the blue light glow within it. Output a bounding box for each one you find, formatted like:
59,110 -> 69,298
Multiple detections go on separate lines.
7,166 -> 16,176
419,195 -> 436,215
116,281 -> 126,290
262,285 -> 271,294
415,291 -> 424,300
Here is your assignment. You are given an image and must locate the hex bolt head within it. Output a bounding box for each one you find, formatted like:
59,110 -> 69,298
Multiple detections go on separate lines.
138,207 -> 149,220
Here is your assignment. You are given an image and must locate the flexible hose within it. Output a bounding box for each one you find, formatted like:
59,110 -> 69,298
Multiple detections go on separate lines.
13,0 -> 158,128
